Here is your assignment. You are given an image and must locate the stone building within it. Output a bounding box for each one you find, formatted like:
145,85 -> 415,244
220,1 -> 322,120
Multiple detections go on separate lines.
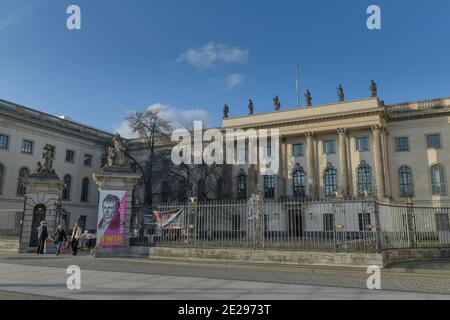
1,94 -> 450,231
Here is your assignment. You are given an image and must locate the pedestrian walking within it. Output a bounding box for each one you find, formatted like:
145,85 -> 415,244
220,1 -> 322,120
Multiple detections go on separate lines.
70,223 -> 82,256
36,221 -> 48,255
54,224 -> 67,256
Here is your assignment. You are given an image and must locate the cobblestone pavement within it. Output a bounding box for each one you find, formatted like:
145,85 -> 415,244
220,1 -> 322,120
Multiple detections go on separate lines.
0,252 -> 449,299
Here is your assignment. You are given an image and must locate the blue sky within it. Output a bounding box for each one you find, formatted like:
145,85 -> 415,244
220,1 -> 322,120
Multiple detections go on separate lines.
1,0 -> 450,136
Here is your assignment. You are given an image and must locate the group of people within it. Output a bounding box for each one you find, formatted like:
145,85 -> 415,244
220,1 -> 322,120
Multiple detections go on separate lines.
37,221 -> 93,256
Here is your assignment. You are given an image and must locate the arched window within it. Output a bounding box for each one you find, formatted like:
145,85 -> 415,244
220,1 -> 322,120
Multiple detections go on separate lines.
264,175 -> 275,199
62,175 -> 72,200
357,163 -> 372,195
81,178 -> 89,202
293,170 -> 306,198
324,166 -> 337,197
430,164 -> 447,195
0,164 -> 4,195
398,166 -> 414,197
237,174 -> 247,200
17,167 -> 29,196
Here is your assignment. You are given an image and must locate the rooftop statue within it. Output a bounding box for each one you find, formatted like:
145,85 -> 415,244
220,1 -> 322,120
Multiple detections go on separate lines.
273,95 -> 281,111
370,80 -> 378,97
248,99 -> 254,115
337,85 -> 345,102
305,89 -> 312,107
223,104 -> 229,119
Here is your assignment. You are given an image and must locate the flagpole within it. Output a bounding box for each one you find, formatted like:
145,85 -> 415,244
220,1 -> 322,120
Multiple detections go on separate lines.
296,64 -> 300,108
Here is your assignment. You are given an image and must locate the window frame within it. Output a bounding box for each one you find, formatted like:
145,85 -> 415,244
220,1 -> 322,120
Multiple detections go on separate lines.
21,139 -> 34,155
395,137 -> 410,152
323,140 -> 336,155
84,154 -> 93,167
80,177 -> 90,202
292,143 -> 304,157
0,134 -> 10,150
398,166 -> 414,198
293,169 -> 306,198
324,166 -> 338,197
355,136 -> 370,152
263,175 -> 275,199
430,164 -> 447,195
66,150 -> 75,163
426,133 -> 442,149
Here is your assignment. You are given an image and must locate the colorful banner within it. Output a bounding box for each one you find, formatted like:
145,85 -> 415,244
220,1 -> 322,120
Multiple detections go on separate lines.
97,190 -> 126,248
152,208 -> 184,230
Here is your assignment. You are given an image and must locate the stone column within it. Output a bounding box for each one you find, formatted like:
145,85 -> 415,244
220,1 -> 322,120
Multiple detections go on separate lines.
337,128 -> 349,196
305,132 -> 316,199
19,174 -> 65,253
93,168 -> 141,258
371,125 -> 386,198
276,137 -> 287,199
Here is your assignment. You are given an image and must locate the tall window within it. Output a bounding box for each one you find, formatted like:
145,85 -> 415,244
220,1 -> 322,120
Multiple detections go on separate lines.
395,137 -> 410,152
358,212 -> 372,232
427,134 -> 441,149
237,174 -> 247,200
324,167 -> 337,197
430,164 -> 447,195
323,140 -> 335,154
398,166 -> 414,197
17,167 -> 29,195
84,154 -> 92,167
264,175 -> 275,199
81,178 -> 89,202
62,175 -> 72,200
198,179 -> 206,201
66,150 -> 75,163
0,164 -> 4,194
357,163 -> 372,194
21,139 -> 33,154
0,134 -> 9,149
161,181 -> 169,202
293,170 -> 306,198
356,137 -> 369,151
292,144 -> 304,157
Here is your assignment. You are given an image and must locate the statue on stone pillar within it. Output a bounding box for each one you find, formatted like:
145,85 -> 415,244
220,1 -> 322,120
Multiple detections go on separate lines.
223,104 -> 230,119
337,85 -> 345,102
305,89 -> 312,107
106,134 -> 127,168
32,144 -> 56,175
370,80 -> 378,97
248,99 -> 254,115
273,95 -> 281,111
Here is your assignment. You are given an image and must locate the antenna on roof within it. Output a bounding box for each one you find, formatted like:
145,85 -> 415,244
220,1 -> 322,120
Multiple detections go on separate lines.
296,64 -> 300,108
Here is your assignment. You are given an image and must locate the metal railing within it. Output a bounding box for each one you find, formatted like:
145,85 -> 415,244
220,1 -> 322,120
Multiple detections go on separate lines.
130,198 -> 450,253
0,210 -> 23,241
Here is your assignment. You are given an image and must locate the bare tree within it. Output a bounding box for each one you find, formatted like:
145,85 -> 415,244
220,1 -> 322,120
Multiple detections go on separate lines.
125,108 -> 172,206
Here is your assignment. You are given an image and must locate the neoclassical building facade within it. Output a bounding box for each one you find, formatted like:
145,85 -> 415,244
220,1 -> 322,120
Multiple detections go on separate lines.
1,95 -> 450,231
222,96 -> 450,203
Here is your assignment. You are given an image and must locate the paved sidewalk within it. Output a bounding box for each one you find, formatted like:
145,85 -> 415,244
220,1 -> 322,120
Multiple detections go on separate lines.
0,262 -> 449,300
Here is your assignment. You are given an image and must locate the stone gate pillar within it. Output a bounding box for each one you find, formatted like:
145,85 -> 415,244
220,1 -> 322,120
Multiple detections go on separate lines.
19,145 -> 64,253
92,134 -> 141,258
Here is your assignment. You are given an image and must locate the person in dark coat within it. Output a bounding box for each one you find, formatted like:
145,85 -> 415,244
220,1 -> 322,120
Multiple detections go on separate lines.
36,221 -> 48,254
54,224 -> 67,256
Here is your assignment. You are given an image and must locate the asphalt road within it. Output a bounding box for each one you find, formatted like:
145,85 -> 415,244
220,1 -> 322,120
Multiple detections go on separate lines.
0,252 -> 449,295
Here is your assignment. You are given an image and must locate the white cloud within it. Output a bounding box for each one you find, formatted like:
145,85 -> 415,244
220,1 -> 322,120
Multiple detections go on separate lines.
226,73 -> 245,89
115,103 -> 209,139
176,42 -> 249,69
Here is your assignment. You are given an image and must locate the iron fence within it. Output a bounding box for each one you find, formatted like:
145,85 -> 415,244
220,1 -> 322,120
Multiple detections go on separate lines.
0,210 -> 23,241
130,198 -> 450,253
